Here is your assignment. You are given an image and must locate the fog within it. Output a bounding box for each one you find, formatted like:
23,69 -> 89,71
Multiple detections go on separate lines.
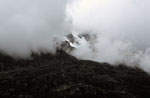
0,0 -> 150,72
0,0 -> 70,58
67,0 -> 150,72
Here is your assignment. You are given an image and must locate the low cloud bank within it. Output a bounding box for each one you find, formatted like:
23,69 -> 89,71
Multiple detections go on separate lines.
1,0 -> 150,73
0,0 -> 71,58
67,0 -> 150,72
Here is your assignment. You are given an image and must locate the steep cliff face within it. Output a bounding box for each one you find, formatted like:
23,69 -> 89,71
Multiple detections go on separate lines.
0,50 -> 150,98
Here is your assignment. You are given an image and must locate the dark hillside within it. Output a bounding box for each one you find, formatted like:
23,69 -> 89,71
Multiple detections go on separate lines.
0,50 -> 150,98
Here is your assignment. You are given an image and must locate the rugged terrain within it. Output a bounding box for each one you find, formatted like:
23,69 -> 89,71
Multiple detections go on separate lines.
0,50 -> 150,98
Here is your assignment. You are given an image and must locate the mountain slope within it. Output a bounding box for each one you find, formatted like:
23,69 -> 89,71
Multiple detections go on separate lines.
0,50 -> 150,98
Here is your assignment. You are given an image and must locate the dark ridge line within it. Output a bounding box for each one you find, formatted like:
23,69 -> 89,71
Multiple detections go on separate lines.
0,49 -> 150,98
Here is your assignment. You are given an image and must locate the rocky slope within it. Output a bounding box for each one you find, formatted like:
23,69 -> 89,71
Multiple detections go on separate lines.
0,50 -> 150,98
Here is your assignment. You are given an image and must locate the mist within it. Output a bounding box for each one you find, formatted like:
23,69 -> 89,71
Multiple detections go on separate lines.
0,0 -> 150,72
0,0 -> 71,58
67,0 -> 150,72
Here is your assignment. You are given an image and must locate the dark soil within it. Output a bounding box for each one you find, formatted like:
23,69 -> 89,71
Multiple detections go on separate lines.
0,50 -> 150,98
